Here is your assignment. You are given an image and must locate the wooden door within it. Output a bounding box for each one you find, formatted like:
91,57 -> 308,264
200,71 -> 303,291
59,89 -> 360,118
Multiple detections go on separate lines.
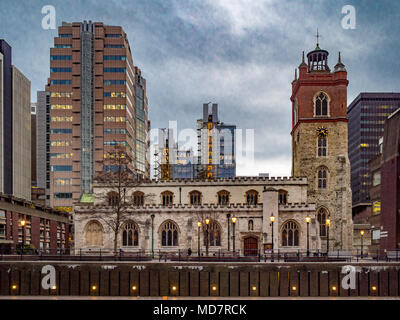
244,237 -> 258,256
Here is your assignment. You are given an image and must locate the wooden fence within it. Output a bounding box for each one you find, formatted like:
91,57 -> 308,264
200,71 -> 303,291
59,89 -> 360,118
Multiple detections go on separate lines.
1,262 -> 399,297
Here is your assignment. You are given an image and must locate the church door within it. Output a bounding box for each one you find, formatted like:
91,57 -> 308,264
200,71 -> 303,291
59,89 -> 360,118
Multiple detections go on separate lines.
244,237 -> 258,256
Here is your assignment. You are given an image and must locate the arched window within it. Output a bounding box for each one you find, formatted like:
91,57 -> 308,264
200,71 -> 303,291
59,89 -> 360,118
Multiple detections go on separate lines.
203,220 -> 221,246
248,220 -> 254,231
85,221 -> 103,247
281,221 -> 299,247
122,221 -> 139,246
132,191 -> 144,206
246,190 -> 258,205
315,92 -> 329,116
189,191 -> 202,205
217,190 -> 230,205
318,168 -> 328,189
317,208 -> 327,237
278,190 -> 288,205
107,191 -> 119,207
318,136 -> 327,157
161,191 -> 173,206
160,220 -> 179,246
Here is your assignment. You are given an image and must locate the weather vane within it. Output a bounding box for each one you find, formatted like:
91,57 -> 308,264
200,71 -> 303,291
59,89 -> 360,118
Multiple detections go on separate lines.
315,28 -> 322,47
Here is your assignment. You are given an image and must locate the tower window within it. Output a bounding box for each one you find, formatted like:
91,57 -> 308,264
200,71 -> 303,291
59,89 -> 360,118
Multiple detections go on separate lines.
318,168 -> 327,189
315,93 -> 329,116
318,136 -> 327,157
317,208 -> 327,236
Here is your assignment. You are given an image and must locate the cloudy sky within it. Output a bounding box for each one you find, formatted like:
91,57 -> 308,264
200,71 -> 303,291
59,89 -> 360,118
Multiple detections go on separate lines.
1,0 -> 399,177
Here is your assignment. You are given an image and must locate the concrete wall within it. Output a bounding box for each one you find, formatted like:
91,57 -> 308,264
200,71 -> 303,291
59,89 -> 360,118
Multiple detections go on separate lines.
1,261 -> 399,297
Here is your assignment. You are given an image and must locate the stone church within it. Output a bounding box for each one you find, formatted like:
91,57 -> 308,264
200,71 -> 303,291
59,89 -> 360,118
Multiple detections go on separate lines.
74,42 -> 353,255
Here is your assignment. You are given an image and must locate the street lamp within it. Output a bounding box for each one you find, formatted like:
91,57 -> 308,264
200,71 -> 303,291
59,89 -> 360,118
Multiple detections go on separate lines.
326,219 -> 331,255
151,214 -> 155,258
205,218 -> 210,256
20,219 -> 26,246
270,215 -> 275,262
306,216 -> 311,256
197,221 -> 201,256
231,217 -> 237,253
227,213 -> 231,251
360,230 -> 365,259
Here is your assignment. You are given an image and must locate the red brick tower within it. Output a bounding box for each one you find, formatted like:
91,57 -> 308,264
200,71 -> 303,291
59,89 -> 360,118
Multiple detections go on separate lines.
290,40 -> 353,251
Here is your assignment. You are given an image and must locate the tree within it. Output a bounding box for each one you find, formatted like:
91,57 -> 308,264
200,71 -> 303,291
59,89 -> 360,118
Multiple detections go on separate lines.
93,145 -> 153,254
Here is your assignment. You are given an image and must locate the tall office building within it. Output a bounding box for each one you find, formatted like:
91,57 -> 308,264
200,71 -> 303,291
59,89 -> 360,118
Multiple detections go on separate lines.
45,21 -> 149,213
0,39 -> 31,201
197,103 -> 236,179
348,93 -> 400,205
36,91 -> 51,206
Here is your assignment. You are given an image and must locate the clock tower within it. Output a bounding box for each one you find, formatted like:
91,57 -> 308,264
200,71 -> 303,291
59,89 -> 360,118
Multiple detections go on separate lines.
291,41 -> 353,251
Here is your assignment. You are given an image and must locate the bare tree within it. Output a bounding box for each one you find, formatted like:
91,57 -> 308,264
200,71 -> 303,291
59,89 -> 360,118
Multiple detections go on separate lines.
93,145 -> 152,254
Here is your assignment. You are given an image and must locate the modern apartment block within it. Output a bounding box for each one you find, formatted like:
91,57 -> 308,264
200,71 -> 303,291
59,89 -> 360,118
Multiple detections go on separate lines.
45,21 -> 149,213
0,39 -> 31,201
197,103 -> 236,179
348,93 -> 400,205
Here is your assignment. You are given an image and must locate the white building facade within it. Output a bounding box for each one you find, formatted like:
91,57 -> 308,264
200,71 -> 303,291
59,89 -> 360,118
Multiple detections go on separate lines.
74,177 -> 323,254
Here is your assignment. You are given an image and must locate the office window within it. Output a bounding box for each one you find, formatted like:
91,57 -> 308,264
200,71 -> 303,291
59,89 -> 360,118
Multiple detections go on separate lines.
50,55 -> 72,60
51,165 -> 72,172
50,68 -> 72,72
104,55 -> 126,61
50,80 -> 72,85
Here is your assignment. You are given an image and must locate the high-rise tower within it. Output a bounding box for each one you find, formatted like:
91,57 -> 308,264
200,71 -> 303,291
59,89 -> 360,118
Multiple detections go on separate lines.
291,41 -> 353,250
45,21 -> 149,213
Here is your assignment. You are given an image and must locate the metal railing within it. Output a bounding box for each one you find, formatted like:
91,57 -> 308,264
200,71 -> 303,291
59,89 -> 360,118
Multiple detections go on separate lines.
0,247 -> 399,263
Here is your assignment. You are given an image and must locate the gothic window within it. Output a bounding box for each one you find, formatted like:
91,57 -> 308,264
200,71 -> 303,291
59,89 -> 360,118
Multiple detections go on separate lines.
315,92 -> 329,116
161,220 -> 179,246
317,208 -> 327,237
246,190 -> 258,205
122,221 -> 139,246
278,190 -> 288,205
203,220 -> 221,246
281,221 -> 299,247
85,221 -> 103,247
248,220 -> 254,231
189,190 -> 202,205
161,191 -> 173,206
318,168 -> 328,189
217,190 -> 230,205
318,136 -> 327,157
132,191 -> 144,206
107,191 -> 119,207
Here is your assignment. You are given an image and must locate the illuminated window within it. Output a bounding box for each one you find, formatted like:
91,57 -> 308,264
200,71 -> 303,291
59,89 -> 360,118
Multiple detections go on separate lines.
51,104 -> 72,109
373,171 -> 381,186
104,104 -> 126,110
373,201 -> 381,214
51,116 -> 73,122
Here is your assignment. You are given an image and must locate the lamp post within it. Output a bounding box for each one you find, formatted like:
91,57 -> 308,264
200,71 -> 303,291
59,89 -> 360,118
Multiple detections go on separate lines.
360,230 -> 365,259
227,213 -> 231,251
197,221 -> 201,256
20,219 -> 26,253
151,214 -> 155,258
232,217 -> 237,254
306,216 -> 311,256
270,215 -> 275,262
326,219 -> 331,256
205,218 -> 210,256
